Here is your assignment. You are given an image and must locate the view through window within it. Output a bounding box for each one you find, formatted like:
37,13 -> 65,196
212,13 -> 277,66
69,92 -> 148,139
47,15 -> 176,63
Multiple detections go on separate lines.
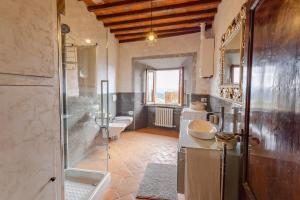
146,69 -> 182,105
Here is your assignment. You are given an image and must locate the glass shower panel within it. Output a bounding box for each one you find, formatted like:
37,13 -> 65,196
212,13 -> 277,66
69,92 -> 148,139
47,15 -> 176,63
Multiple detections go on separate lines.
63,38 -> 108,172
62,26 -> 110,200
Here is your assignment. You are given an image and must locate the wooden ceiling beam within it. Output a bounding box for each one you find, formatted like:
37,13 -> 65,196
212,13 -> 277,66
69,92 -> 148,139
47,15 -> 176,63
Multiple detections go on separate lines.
101,5 -> 219,24
88,0 -> 149,10
115,26 -> 201,37
119,29 -> 201,43
103,8 -> 217,27
89,0 -> 200,14
117,29 -> 200,40
116,25 -> 212,40
93,1 -> 220,20
110,17 -> 214,33
112,22 -> 212,35
107,14 -> 214,29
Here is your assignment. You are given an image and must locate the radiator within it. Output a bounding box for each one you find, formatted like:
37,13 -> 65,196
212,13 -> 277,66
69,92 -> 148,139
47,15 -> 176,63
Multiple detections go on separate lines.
155,107 -> 174,128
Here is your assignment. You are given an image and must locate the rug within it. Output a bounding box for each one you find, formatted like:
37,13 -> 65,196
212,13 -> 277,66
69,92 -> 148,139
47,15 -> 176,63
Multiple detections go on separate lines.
136,163 -> 178,200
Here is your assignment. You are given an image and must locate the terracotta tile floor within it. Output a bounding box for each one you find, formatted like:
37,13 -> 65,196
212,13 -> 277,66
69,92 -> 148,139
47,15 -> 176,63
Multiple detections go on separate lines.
77,128 -> 183,200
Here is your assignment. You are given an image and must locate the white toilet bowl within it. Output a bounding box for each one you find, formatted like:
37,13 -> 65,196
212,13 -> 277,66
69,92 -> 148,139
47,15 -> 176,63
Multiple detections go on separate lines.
105,116 -> 133,140
113,116 -> 133,127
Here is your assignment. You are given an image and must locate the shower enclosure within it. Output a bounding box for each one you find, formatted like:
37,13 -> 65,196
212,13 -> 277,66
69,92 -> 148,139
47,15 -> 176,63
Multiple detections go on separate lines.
61,24 -> 110,200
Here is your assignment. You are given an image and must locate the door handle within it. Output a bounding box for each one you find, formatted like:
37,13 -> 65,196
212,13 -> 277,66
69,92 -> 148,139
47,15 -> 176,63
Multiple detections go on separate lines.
49,177 -> 56,182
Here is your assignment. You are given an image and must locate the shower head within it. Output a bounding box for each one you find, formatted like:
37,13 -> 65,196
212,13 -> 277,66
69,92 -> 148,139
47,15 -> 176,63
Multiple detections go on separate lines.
61,24 -> 70,34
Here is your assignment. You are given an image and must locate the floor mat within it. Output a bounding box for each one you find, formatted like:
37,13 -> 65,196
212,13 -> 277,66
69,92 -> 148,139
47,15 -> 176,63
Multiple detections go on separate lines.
136,163 -> 178,200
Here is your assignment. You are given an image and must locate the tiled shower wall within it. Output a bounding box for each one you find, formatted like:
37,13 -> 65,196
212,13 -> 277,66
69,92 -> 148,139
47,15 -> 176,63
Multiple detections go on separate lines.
209,96 -> 243,133
188,93 -> 243,133
116,92 -> 182,131
115,92 -> 243,133
66,93 -> 116,167
134,93 -> 148,130
116,93 -> 135,130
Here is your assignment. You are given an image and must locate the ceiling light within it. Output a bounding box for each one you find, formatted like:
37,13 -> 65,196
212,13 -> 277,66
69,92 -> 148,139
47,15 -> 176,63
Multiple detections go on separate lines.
147,31 -> 157,41
85,39 -> 91,44
146,0 -> 157,44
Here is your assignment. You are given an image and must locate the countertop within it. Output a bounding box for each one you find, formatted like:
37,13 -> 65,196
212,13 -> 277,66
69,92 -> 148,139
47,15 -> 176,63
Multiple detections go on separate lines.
178,119 -> 240,155
178,119 -> 241,200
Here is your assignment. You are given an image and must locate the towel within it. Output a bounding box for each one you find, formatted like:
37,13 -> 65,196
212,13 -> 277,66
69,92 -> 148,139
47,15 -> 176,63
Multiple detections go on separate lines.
185,148 -> 221,200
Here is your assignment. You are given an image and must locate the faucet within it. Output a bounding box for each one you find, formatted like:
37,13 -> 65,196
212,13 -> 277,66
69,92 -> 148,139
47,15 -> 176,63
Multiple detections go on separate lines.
109,114 -> 115,123
208,106 -> 225,132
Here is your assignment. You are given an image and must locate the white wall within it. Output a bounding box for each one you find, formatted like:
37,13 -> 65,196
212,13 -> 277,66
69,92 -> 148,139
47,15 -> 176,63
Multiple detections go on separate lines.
0,0 -> 61,199
117,33 -> 211,94
117,0 -> 247,97
210,0 -> 247,97
108,32 -> 119,93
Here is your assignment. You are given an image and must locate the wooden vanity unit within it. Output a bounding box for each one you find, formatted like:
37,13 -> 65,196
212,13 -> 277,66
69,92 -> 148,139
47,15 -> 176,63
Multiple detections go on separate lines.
177,119 -> 241,200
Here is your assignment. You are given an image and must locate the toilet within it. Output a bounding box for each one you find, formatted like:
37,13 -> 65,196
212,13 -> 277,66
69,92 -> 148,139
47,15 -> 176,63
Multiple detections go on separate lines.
107,116 -> 133,139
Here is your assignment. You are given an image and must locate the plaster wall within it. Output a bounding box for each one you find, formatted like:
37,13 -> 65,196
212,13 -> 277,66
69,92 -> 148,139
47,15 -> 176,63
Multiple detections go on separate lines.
0,0 -> 61,199
117,33 -> 211,95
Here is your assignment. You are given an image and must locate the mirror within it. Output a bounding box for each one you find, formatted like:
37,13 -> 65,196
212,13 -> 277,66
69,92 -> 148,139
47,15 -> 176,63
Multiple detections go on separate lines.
223,30 -> 241,85
219,5 -> 246,102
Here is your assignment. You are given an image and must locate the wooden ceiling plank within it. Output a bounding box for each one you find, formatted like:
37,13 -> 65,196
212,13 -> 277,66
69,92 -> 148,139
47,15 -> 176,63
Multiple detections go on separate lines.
90,0 -> 200,14
88,0 -> 149,10
94,1 -> 220,19
108,13 -> 214,29
103,8 -> 217,26
101,4 -> 219,23
117,29 -> 200,40
115,26 -> 201,37
116,25 -> 212,39
110,17 -> 214,33
119,29 -> 201,43
112,22 -> 212,35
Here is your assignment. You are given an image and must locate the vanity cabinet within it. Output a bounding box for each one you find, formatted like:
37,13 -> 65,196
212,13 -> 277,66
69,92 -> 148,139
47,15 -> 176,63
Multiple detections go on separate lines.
178,119 -> 240,200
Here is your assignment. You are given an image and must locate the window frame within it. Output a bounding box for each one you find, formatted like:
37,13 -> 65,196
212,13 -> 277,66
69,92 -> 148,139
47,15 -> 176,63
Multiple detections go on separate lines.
145,69 -> 156,104
145,68 -> 184,106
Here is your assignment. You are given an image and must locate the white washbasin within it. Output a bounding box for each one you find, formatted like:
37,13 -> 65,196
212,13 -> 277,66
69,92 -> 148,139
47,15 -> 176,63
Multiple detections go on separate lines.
188,120 -> 217,140
190,101 -> 206,111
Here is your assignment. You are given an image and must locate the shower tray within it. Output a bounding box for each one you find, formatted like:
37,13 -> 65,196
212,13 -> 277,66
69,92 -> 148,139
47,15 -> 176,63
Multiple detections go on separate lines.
65,168 -> 111,200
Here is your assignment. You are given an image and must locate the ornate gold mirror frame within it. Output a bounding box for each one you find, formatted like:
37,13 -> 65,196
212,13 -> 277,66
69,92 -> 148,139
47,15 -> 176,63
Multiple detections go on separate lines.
219,5 -> 246,102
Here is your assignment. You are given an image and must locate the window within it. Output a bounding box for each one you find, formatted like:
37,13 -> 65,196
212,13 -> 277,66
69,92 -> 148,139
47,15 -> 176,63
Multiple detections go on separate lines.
146,68 -> 184,105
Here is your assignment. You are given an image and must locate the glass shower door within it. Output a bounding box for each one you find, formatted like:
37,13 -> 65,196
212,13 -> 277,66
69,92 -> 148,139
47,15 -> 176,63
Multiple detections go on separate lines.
61,25 -> 110,200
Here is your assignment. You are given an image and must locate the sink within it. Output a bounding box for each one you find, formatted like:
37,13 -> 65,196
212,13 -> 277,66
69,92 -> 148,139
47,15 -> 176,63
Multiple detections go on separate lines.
189,101 -> 206,111
188,120 -> 217,140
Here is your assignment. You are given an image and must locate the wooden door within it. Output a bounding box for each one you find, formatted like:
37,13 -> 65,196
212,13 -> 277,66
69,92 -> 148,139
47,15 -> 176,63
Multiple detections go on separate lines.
242,0 -> 300,199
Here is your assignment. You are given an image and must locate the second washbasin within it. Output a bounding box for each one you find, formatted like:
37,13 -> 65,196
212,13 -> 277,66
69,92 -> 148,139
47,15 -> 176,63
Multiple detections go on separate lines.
188,120 -> 217,140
